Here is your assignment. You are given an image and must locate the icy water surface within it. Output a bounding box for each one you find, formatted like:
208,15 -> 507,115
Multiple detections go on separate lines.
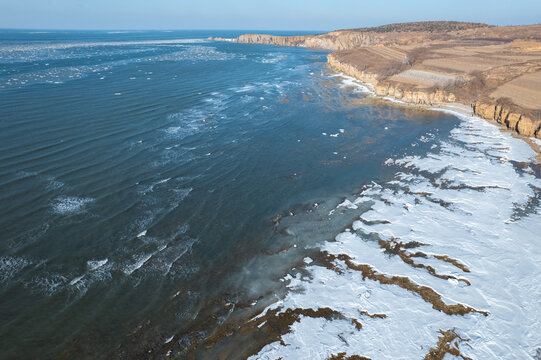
0,30 -> 539,359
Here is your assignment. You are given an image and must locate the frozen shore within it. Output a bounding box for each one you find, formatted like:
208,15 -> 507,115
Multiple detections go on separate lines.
250,97 -> 541,359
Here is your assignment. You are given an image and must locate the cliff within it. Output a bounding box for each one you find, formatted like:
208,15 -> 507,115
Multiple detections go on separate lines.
472,101 -> 541,138
236,32 -> 387,50
221,22 -> 541,139
327,54 -> 457,105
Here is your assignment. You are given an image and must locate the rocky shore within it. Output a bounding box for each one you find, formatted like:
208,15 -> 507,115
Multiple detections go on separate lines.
217,22 -> 541,139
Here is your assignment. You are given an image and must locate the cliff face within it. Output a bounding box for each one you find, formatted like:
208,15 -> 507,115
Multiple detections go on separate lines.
236,32 -> 386,51
329,54 -> 540,139
472,102 -> 541,138
236,34 -> 311,47
328,54 -> 456,105
374,84 -> 456,105
234,24 -> 541,51
326,54 -> 379,83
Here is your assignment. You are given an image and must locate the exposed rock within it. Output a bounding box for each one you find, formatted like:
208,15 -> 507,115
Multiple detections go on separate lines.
424,329 -> 472,360
327,53 -> 379,84
472,101 -> 541,138
327,352 -> 371,360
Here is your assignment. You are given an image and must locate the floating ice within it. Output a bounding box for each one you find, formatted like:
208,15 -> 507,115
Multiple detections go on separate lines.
337,199 -> 358,210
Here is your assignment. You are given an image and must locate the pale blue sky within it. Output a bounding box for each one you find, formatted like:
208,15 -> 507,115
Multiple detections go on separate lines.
1,0 -> 540,30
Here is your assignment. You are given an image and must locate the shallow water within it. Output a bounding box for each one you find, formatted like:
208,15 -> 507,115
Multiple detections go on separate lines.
1,30 -> 538,359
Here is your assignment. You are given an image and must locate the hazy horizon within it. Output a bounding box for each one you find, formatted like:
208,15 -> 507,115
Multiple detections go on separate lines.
1,0 -> 540,31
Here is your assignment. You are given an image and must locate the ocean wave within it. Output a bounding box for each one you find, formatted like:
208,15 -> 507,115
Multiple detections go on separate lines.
163,91 -> 230,142
334,72 -> 373,93
22,224 -> 193,296
137,237 -> 196,276
27,273 -> 69,296
123,253 -> 154,275
87,259 -> 108,271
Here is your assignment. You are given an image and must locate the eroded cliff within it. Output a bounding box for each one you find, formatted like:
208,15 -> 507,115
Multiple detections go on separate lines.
472,101 -> 541,138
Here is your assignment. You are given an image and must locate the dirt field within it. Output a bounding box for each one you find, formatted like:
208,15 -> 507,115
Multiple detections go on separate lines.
328,29 -> 541,109
390,69 -> 456,87
489,71 -> 541,109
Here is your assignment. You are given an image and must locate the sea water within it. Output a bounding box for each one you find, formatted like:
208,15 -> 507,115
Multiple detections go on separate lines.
0,30 -> 539,359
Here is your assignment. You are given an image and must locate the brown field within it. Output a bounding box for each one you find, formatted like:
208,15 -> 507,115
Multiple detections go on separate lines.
390,69 -> 456,87
490,71 -> 541,109
325,25 -> 541,118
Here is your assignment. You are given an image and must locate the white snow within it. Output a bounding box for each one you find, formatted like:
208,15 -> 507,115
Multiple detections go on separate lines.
249,112 -> 541,359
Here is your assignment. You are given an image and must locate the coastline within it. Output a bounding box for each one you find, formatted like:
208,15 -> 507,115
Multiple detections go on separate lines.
217,22 -> 541,141
125,33 -> 541,358
327,59 -> 541,161
243,58 -> 541,358
3,27 -> 541,360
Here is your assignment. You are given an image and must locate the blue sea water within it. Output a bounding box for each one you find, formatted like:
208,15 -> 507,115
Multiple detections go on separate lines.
0,30 -> 460,358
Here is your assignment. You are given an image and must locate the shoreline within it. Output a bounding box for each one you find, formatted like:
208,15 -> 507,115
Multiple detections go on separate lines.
218,22 -> 541,142
243,57 -> 541,358
156,39 -> 541,358
329,64 -> 541,162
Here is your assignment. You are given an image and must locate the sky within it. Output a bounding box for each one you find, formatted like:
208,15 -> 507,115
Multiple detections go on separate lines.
1,0 -> 540,31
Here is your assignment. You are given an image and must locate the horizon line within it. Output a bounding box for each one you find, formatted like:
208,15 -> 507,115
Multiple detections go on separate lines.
0,27 -> 330,32
1,21 -> 540,33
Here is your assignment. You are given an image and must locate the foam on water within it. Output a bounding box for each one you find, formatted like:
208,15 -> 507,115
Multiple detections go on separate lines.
52,196 -> 94,215
1,63 -> 114,88
87,259 -> 108,271
333,73 -> 374,93
28,274 -> 69,296
164,96 -> 224,140
123,253 -> 154,275
149,46 -> 239,62
250,112 -> 541,359
0,256 -> 32,282
260,53 -> 288,64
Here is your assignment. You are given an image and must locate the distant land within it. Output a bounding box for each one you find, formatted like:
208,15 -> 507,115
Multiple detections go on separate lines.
214,21 -> 541,139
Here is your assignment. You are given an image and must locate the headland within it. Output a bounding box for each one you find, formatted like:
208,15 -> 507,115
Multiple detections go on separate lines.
213,21 -> 541,139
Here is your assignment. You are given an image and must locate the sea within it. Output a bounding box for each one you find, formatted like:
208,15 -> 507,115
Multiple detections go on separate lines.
0,30 -> 540,359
